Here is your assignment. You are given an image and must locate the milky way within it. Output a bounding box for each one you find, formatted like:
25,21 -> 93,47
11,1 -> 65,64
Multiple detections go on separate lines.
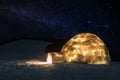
0,0 -> 119,48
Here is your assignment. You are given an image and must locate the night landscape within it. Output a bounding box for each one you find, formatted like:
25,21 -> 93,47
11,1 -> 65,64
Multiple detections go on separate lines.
0,0 -> 120,80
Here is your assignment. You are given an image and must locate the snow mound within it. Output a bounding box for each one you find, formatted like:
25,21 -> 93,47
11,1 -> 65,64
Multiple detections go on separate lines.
0,40 -> 51,56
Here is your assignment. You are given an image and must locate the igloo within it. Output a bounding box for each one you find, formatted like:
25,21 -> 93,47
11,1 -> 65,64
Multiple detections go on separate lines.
61,33 -> 110,64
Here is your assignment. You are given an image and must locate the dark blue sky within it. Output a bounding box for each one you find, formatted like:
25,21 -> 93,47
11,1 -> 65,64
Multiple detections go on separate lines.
0,0 -> 120,48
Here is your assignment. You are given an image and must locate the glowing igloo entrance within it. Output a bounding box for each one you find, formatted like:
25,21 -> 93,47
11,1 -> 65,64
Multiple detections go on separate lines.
61,33 -> 110,64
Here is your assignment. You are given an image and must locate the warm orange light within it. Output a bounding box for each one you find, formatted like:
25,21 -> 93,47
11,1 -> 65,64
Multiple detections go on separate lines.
46,53 -> 52,64
25,53 -> 52,65
61,33 -> 110,64
25,33 -> 110,65
49,52 -> 64,63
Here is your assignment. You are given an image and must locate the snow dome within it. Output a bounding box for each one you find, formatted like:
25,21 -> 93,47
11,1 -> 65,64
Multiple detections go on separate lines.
61,33 -> 110,64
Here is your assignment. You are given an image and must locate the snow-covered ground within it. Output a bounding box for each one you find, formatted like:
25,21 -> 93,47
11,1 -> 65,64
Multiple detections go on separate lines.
0,40 -> 51,60
0,40 -> 120,80
0,60 -> 120,80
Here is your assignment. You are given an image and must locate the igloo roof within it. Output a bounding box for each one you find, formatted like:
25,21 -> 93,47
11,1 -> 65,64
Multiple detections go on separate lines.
61,33 -> 110,64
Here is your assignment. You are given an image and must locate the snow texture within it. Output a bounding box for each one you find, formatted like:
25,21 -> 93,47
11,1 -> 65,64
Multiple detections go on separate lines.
0,40 -> 119,80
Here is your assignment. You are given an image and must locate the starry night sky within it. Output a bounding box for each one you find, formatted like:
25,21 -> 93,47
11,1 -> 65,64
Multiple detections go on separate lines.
0,0 -> 120,56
